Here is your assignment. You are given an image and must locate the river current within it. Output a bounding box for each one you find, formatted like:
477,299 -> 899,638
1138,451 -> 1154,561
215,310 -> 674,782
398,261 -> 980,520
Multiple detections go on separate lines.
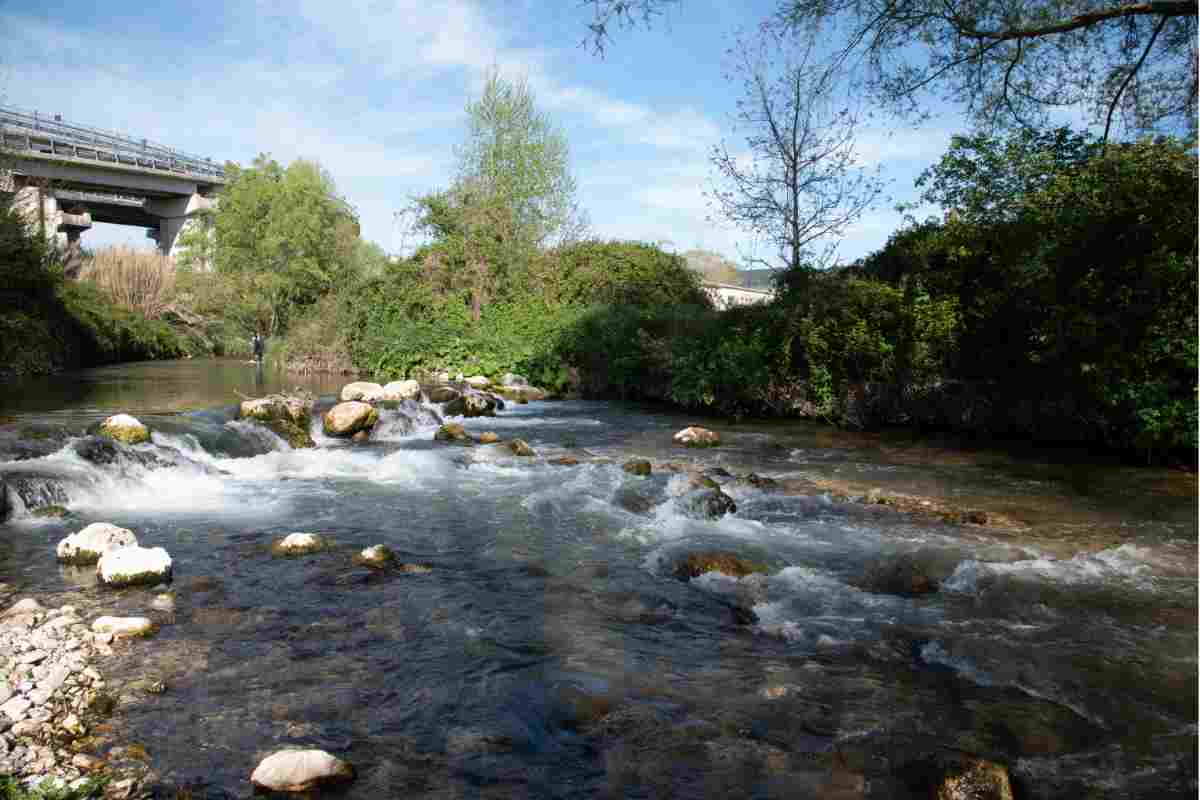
0,360 -> 1195,798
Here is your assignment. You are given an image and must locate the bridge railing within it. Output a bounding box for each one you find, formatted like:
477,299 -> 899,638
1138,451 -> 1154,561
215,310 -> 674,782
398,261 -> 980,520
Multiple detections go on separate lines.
0,104 -> 226,182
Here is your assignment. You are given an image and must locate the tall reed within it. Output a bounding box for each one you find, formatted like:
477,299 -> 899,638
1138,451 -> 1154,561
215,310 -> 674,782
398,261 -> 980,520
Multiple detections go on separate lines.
80,245 -> 175,319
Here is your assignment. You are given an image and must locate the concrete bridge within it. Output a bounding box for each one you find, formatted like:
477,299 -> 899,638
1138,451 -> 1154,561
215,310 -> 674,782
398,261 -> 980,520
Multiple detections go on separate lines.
0,105 -> 225,273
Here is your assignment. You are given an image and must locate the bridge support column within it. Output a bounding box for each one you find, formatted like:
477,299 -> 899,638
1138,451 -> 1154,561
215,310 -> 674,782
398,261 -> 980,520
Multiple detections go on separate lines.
11,183 -> 63,246
145,192 -> 214,257
58,210 -> 93,280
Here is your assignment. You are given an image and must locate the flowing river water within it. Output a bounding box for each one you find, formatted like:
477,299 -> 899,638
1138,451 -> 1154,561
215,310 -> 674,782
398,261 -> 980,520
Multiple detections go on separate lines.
0,360 -> 1195,798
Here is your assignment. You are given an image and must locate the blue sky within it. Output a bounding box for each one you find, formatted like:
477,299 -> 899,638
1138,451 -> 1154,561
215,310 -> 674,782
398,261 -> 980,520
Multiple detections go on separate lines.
1,0 -> 963,266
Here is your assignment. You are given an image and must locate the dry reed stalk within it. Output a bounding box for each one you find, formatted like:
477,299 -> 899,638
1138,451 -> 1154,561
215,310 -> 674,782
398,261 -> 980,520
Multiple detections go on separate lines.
80,245 -> 175,319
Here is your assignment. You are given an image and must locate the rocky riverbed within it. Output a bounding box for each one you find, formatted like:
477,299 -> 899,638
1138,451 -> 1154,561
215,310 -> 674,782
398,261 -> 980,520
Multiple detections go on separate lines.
0,588 -> 152,799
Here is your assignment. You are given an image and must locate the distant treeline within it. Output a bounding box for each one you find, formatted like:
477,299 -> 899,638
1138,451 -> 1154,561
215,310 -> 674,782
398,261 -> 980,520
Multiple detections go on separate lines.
295,129 -> 1194,462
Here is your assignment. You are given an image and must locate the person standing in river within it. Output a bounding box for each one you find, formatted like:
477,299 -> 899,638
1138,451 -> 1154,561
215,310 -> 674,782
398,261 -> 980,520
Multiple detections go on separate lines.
252,331 -> 265,364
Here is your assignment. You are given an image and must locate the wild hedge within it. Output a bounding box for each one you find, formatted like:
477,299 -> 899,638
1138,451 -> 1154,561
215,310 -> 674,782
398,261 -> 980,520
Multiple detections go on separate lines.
0,196 -> 187,378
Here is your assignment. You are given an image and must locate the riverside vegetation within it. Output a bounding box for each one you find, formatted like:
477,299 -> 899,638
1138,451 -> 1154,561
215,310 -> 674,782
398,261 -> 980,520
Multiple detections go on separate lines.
1,90 -> 1194,464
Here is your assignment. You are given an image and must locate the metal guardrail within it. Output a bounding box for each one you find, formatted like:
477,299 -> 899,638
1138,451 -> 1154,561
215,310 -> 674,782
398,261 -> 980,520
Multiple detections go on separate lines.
0,104 -> 226,182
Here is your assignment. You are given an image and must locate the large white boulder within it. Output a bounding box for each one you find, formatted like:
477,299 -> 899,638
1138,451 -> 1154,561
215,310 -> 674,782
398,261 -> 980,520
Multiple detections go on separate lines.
99,414 -> 150,445
272,532 -> 329,555
323,401 -> 378,437
380,379 -> 421,402
96,546 -> 172,587
56,523 -> 138,565
250,749 -> 355,792
339,381 -> 385,402
91,616 -> 154,638
673,426 -> 721,448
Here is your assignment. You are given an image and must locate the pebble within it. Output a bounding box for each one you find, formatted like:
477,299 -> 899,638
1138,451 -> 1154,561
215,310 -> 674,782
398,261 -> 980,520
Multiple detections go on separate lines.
0,596 -> 150,792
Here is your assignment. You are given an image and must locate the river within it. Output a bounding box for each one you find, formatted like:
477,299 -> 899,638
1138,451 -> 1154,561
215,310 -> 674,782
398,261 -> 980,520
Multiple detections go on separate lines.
0,359 -> 1195,798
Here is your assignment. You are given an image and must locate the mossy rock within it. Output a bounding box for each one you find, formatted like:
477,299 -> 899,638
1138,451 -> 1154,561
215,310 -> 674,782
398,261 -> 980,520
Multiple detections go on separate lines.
507,439 -> 536,457
263,419 -> 315,449
434,423 -> 470,443
672,551 -> 767,581
622,459 -> 652,477
735,473 -> 779,490
32,504 -> 70,519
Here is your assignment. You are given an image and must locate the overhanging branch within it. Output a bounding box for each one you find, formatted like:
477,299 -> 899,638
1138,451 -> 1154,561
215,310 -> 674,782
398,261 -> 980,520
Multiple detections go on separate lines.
957,0 -> 1196,41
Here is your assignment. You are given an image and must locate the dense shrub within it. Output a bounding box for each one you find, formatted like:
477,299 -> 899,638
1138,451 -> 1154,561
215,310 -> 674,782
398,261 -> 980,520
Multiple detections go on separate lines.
0,195 -> 187,377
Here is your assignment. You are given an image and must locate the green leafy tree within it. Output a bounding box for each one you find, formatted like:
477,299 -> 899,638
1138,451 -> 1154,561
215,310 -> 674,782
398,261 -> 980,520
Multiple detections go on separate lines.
584,0 -> 1198,140
916,127 -> 1101,222
186,155 -> 359,334
418,70 -> 585,321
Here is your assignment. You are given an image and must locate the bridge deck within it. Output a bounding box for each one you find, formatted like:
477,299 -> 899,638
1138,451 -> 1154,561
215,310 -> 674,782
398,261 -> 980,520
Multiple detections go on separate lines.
1,105 -> 225,183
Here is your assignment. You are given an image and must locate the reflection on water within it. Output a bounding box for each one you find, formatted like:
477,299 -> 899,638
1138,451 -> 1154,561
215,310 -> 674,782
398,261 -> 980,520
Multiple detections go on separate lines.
0,358 -> 345,416
0,359 -> 1195,798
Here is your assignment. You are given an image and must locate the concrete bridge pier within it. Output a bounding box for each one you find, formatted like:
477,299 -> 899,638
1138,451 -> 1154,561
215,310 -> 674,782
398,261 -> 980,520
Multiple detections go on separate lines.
58,209 -> 92,279
145,192 -> 214,257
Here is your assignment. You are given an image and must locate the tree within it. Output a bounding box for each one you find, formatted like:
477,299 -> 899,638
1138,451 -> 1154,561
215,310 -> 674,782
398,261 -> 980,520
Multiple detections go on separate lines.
418,70 -> 585,321
915,126 -> 1101,222
180,155 -> 359,334
584,0 -> 1198,140
709,25 -> 883,273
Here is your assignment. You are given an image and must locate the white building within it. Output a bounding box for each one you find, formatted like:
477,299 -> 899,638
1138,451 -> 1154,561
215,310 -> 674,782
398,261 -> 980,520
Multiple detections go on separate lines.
702,281 -> 774,309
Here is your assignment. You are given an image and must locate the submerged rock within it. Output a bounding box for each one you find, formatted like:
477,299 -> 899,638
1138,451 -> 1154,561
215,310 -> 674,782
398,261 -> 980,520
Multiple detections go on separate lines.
96,546 -> 172,587
676,489 -> 737,520
735,473 -> 779,490
673,426 -> 720,448
56,523 -> 138,565
506,439 -> 536,457
323,401 -> 378,437
476,431 -> 500,444
250,749 -> 355,793
622,459 -> 652,476
99,414 -> 150,445
672,551 -> 767,581
339,381 -> 384,402
358,544 -> 394,567
91,616 -> 154,638
550,456 -> 580,466
614,486 -> 654,515
856,553 -> 944,597
272,533 -> 329,556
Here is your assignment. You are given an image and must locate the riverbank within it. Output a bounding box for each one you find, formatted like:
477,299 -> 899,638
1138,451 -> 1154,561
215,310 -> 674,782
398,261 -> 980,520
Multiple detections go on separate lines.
0,589 -> 153,799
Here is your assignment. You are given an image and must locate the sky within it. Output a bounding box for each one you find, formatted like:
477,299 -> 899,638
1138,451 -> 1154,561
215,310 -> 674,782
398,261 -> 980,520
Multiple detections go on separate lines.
1,0 -> 963,268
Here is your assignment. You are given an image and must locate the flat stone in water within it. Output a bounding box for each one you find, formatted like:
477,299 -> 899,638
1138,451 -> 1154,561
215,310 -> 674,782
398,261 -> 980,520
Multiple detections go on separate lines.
91,616 -> 154,638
